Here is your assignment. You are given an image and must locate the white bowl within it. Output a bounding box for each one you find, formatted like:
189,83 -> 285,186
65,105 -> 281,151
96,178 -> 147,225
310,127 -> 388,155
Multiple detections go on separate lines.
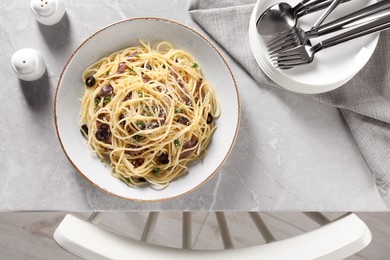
54,18 -> 240,201
249,0 -> 379,94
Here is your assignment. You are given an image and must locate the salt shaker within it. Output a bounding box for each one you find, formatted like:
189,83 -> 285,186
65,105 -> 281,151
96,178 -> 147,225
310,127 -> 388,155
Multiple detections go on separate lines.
30,0 -> 66,26
11,48 -> 46,81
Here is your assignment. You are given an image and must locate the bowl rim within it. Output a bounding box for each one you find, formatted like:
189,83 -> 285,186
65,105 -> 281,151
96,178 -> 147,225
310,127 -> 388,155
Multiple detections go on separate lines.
53,17 -> 241,202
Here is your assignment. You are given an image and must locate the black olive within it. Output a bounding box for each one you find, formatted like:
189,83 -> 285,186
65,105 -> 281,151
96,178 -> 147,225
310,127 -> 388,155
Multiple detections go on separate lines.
96,129 -> 108,141
119,114 -> 126,126
80,124 -> 88,137
138,177 -> 146,182
96,124 -> 110,142
177,117 -> 190,126
158,153 -> 169,164
145,64 -> 152,70
206,113 -> 213,124
85,76 -> 96,87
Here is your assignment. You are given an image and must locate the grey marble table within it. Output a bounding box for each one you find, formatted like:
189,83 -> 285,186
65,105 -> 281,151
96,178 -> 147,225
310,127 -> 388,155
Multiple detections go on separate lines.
1,0 -> 389,211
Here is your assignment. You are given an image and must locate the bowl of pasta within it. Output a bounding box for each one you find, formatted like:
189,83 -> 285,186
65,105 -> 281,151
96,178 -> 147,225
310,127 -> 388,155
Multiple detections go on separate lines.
54,17 -> 240,201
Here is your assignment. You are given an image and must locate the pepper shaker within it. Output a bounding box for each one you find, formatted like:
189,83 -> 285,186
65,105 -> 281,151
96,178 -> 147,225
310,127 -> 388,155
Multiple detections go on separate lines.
30,0 -> 66,26
11,48 -> 46,81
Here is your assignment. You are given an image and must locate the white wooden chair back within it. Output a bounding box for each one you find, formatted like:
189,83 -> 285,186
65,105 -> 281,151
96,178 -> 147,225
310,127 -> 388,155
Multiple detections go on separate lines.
53,212 -> 371,260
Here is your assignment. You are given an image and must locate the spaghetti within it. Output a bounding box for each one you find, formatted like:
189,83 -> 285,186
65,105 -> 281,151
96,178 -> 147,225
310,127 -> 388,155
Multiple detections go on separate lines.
79,41 -> 219,188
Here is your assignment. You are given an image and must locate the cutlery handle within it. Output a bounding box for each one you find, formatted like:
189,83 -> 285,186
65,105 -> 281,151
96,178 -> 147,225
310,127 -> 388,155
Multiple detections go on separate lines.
312,0 -> 343,28
293,0 -> 318,15
297,0 -> 350,18
313,1 -> 390,37
318,14 -> 390,50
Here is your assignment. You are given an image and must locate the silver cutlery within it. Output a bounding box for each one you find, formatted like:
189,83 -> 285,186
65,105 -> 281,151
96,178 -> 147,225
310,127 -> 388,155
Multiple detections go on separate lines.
267,1 -> 390,54
256,0 -> 350,37
311,0 -> 343,30
271,14 -> 390,69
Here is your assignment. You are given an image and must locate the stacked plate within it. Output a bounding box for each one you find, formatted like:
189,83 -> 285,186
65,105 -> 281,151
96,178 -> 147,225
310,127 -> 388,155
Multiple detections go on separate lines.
249,0 -> 379,94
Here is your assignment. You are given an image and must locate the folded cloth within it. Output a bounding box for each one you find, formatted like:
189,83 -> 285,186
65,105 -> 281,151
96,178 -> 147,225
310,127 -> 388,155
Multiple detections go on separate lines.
189,0 -> 390,196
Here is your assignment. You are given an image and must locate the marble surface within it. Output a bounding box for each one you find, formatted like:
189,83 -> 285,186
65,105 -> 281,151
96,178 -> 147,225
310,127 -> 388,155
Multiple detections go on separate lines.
0,0 -> 389,211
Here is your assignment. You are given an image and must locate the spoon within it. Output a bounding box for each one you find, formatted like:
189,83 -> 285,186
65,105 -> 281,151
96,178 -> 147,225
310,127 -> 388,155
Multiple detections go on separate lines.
256,1 -> 310,37
256,0 -> 347,37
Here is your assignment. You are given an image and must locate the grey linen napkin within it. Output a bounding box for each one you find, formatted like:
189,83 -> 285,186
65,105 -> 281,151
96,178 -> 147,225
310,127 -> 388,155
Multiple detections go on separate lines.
189,0 -> 390,196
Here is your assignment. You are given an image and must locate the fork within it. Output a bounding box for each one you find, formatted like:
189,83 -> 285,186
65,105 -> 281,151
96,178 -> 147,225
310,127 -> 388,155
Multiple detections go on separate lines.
267,0 -> 342,53
267,1 -> 390,55
272,14 -> 390,69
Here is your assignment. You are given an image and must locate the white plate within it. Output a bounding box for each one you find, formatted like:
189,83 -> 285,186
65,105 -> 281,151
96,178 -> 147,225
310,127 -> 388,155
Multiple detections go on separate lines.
55,18 -> 240,201
249,0 -> 379,94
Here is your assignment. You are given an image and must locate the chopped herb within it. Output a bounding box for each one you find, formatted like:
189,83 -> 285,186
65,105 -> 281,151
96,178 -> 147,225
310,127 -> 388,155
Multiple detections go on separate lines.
145,106 -> 152,116
192,63 -> 199,69
152,167 -> 160,176
175,107 -> 182,113
174,139 -> 181,147
133,135 -> 141,142
128,67 -> 135,74
136,120 -> 145,129
138,92 -> 143,98
135,54 -> 140,58
103,95 -> 112,105
201,127 -> 205,133
105,70 -> 109,76
162,64 -> 166,69
94,97 -> 101,106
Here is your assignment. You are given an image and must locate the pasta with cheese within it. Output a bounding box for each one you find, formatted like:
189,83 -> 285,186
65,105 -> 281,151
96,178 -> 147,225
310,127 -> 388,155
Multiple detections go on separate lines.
79,41 -> 219,188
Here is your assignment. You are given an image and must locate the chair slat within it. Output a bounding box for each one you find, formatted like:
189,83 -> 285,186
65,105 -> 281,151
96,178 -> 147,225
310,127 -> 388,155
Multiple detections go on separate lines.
182,212 -> 192,249
248,212 -> 276,243
215,212 -> 234,249
141,212 -> 159,242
